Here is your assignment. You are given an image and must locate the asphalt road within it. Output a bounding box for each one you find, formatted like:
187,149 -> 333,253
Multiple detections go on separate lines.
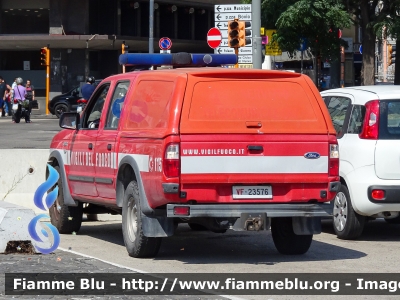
3,219 -> 400,299
57,219 -> 400,274
0,116 -> 60,149
2,117 -> 400,299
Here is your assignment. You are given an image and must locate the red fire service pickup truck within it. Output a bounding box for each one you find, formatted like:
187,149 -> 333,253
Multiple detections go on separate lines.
47,53 -> 340,258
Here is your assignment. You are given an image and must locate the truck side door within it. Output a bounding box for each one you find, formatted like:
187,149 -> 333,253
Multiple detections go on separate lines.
68,83 -> 110,197
94,81 -> 129,200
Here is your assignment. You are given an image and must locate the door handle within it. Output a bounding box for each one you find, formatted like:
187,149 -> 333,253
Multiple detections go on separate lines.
248,145 -> 263,152
88,143 -> 93,150
107,144 -> 112,151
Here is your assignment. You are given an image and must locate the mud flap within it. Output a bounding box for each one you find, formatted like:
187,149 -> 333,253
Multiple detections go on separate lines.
232,213 -> 269,231
292,217 -> 321,235
141,213 -> 175,237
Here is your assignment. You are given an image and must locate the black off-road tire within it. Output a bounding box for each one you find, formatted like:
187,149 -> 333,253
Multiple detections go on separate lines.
49,166 -> 83,234
271,217 -> 313,255
333,185 -> 365,240
122,181 -> 162,258
385,215 -> 400,224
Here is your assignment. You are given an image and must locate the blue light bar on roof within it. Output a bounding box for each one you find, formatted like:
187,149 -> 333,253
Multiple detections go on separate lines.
191,54 -> 237,66
119,52 -> 237,67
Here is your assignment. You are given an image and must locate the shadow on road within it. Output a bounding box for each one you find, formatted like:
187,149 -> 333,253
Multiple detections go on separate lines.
77,221 -> 366,264
322,218 -> 400,242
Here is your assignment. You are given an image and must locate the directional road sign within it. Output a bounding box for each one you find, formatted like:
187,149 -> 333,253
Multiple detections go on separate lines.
214,4 -> 251,13
159,37 -> 172,50
215,21 -> 252,31
214,3 -> 252,64
221,29 -> 252,39
214,13 -> 251,21
220,39 -> 252,48
207,27 -> 222,49
215,47 -> 253,55
238,55 -> 252,64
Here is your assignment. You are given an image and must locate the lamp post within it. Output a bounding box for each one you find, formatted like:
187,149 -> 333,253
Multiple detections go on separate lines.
149,0 -> 154,53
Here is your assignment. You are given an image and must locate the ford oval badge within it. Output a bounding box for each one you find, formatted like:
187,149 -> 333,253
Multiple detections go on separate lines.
304,152 -> 320,159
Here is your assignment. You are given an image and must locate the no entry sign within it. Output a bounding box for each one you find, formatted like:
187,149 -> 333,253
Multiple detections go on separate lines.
207,27 -> 222,49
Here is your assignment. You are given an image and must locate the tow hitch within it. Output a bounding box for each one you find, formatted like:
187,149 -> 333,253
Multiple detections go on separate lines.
232,213 -> 268,231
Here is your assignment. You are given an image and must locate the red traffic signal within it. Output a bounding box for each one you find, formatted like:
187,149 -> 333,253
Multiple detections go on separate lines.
227,19 -> 251,48
40,47 -> 49,66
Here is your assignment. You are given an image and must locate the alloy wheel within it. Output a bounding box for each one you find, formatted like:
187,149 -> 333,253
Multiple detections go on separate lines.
333,191 -> 348,232
127,196 -> 138,243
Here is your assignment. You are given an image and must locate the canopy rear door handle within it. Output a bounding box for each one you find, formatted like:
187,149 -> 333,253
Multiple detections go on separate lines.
246,121 -> 262,128
248,145 -> 263,151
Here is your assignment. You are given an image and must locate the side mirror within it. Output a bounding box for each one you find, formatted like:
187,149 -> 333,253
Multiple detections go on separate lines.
59,112 -> 80,130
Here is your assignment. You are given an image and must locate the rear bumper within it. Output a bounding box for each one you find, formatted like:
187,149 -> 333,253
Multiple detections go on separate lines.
368,185 -> 400,203
166,203 -> 332,218
344,165 -> 400,215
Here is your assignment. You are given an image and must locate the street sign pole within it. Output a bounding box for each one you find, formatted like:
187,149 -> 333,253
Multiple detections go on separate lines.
149,0 -> 154,53
252,0 -> 262,69
235,48 -> 239,68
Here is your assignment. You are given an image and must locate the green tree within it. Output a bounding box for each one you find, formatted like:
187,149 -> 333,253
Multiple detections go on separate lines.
372,0 -> 400,84
274,0 -> 351,60
343,0 -> 383,85
244,0 -> 351,84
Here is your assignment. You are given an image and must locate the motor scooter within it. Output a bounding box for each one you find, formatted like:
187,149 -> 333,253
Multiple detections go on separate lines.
12,99 -> 29,123
77,98 -> 88,114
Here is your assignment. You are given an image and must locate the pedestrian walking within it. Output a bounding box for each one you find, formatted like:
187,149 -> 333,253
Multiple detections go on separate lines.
0,76 -> 11,117
13,77 -> 28,123
3,88 -> 11,117
25,79 -> 35,118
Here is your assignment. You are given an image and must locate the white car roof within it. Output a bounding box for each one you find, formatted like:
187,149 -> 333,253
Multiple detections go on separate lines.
321,85 -> 400,105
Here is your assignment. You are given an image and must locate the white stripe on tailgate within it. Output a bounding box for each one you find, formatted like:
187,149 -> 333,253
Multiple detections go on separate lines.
181,156 -> 328,174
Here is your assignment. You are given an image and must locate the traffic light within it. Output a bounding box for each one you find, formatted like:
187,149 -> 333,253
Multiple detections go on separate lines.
122,41 -> 129,54
388,44 -> 396,66
227,19 -> 251,48
40,47 -> 49,66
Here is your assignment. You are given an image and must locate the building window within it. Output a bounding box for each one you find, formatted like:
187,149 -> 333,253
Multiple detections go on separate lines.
1,8 -> 49,34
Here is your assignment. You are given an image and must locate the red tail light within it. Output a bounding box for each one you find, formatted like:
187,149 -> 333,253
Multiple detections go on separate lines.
329,144 -> 339,176
163,143 -> 180,178
359,100 -> 380,139
14,99 -> 18,104
371,189 -> 385,200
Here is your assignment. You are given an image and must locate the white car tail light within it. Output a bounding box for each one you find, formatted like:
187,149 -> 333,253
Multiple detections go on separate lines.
359,100 -> 380,139
163,143 -> 180,178
329,144 -> 339,176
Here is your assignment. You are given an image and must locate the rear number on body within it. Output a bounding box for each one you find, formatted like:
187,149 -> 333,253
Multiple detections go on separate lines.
232,186 -> 272,199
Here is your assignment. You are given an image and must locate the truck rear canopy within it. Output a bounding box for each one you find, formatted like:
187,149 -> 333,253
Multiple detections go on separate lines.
180,75 -> 329,134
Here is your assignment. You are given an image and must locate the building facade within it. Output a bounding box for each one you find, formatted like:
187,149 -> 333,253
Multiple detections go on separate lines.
0,0 -> 239,97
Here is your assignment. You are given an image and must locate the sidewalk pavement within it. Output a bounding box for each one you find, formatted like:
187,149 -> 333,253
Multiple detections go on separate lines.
31,97 -> 58,119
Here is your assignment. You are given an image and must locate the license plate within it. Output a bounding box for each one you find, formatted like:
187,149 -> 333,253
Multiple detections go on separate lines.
232,185 -> 272,199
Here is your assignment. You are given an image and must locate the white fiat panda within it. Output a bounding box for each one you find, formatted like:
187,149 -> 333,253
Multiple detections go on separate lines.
322,86 -> 400,239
